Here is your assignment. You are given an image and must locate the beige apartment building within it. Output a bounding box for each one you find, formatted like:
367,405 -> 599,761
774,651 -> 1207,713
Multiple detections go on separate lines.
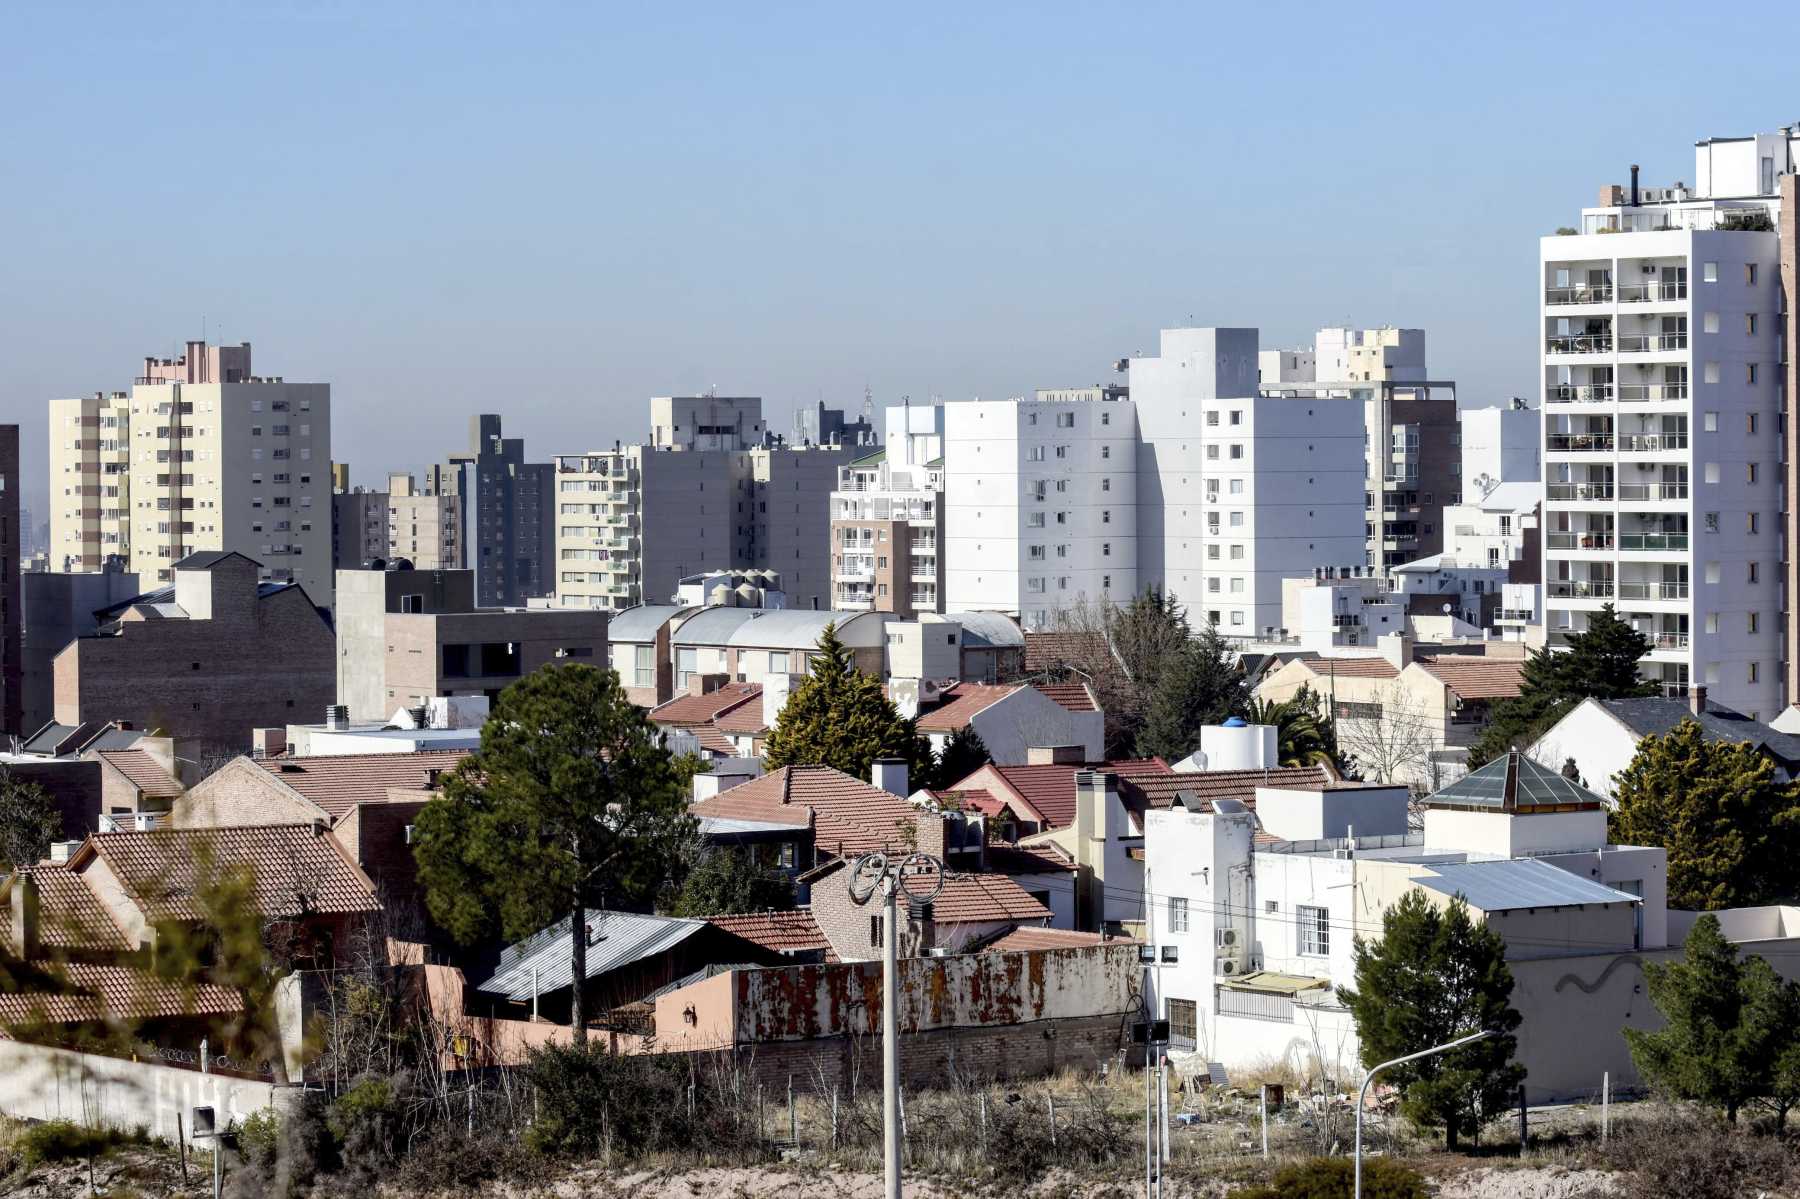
387,473 -> 461,568
49,341 -> 334,606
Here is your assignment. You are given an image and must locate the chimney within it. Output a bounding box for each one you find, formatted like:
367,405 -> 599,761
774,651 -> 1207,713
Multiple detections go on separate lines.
1690,685 -> 1708,717
252,728 -> 287,759
871,758 -> 909,797
688,672 -> 726,698
311,818 -> 328,838
10,875 -> 38,959
324,704 -> 349,732
1377,632 -> 1413,671
762,672 -> 792,731
909,895 -> 937,955
1629,163 -> 1640,207
1027,745 -> 1087,766
1598,183 -> 1624,207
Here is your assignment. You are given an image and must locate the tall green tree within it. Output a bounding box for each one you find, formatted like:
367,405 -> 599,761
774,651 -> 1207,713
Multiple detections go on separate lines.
1609,720 -> 1800,909
1247,685 -> 1347,773
1339,891 -> 1525,1149
412,664 -> 693,1042
1138,627 -> 1247,762
668,847 -> 795,917
1625,914 -> 1796,1122
0,770 -> 61,870
1044,586 -> 1191,757
1468,604 -> 1654,767
762,624 -> 932,784
931,725 -> 991,791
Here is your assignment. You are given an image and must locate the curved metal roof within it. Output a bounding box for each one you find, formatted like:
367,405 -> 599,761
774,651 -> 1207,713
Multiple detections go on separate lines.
947,611 -> 1025,648
725,609 -> 885,650
671,606 -> 764,647
607,604 -> 684,644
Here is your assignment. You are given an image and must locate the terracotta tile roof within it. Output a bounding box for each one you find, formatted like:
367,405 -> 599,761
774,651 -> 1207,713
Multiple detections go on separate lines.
692,727 -> 740,756
695,767 -> 926,858
1414,657 -> 1526,701
984,843 -> 1077,874
986,759 -> 1173,829
651,683 -> 763,728
713,700 -> 769,736
96,750 -> 183,800
1034,682 -> 1097,712
0,963 -> 242,1027
1294,657 -> 1399,680
984,927 -> 1121,952
708,910 -> 832,957
0,866 -> 132,955
930,789 -> 1006,817
1139,764 -> 1336,812
916,683 -> 1016,733
929,873 -> 1053,923
76,826 -> 381,921
1024,630 -> 1112,672
256,750 -> 467,819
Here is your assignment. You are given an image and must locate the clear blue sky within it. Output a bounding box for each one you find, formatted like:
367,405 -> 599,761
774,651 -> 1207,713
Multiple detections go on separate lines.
2,2 -> 1792,529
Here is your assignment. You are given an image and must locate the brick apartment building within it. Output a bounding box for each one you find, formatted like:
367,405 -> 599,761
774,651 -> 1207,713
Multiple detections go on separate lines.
51,551 -> 334,754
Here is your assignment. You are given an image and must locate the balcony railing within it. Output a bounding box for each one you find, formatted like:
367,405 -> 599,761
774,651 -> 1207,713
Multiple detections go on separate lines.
1617,384 -> 1688,401
1546,433 -> 1615,452
1547,335 -> 1613,355
1547,384 -> 1613,403
1547,482 -> 1615,501
1495,609 -> 1536,622
1547,580 -> 1615,599
1616,482 -> 1689,501
1647,632 -> 1691,649
1618,531 -> 1688,551
1618,433 -> 1687,452
1617,333 -> 1688,353
1618,282 -> 1687,303
1618,581 -> 1689,601
1547,532 -> 1614,550
1546,284 -> 1614,305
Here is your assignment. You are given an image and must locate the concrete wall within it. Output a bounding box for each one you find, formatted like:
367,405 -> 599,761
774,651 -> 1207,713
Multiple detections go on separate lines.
0,1040 -> 277,1142
20,570 -> 143,736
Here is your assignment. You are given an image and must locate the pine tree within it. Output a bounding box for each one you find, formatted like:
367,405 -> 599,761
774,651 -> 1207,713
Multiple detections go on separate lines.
762,624 -> 933,784
932,725 -> 991,791
668,847 -> 796,917
412,664 -> 693,1043
1137,626 -> 1247,762
1609,720 -> 1800,909
1468,604 -> 1655,767
1339,891 -> 1526,1149
0,770 -> 61,870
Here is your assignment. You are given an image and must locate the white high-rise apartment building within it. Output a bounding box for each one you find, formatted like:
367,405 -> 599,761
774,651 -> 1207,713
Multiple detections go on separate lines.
1541,134 -> 1790,717
49,341 -> 333,606
942,389 -> 1136,628
555,397 -> 851,612
831,404 -> 945,615
1130,328 -> 1366,636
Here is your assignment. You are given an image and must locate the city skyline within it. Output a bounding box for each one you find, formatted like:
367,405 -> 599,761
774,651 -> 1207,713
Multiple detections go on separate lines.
5,2 -> 1794,519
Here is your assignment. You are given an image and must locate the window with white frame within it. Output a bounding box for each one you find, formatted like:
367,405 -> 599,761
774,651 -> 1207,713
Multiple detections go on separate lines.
1297,905 -> 1329,956
1168,897 -> 1189,933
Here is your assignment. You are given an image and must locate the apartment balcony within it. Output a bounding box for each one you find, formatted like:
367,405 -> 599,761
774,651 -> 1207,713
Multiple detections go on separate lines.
1546,433 -> 1614,453
1618,532 -> 1689,552
1618,282 -> 1688,304
1545,284 -> 1614,306
1645,631 -> 1691,650
838,563 -> 875,582
1617,384 -> 1688,402
1617,333 -> 1688,353
1618,432 -> 1688,452
1547,384 -> 1614,404
1495,608 -> 1535,624
1546,579 -> 1615,600
1546,482 -> 1614,502
1546,532 -> 1614,551
1616,482 -> 1688,502
1617,581 -> 1689,601
1546,334 -> 1613,355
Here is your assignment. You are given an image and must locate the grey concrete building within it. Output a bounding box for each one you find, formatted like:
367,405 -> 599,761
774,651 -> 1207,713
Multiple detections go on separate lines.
427,415 -> 553,608
332,485 -> 388,571
19,561 -> 142,735
0,426 -> 19,736
335,565 -> 609,721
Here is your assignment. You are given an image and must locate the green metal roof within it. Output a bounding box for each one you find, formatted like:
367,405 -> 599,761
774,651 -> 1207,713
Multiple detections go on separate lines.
925,456 -> 944,468
1424,751 -> 1605,811
849,448 -> 887,467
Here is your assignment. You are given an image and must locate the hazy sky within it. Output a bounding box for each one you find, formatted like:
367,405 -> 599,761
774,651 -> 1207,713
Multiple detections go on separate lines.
2,2 -> 1793,529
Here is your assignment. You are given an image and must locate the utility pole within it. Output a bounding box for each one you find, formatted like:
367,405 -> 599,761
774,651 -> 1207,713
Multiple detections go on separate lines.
848,850 -> 945,1199
1354,1030 -> 1493,1199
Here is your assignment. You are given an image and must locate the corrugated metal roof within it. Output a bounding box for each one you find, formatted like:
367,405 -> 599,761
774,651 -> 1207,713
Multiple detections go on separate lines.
725,609 -> 888,650
671,607 -> 764,647
474,910 -> 707,1001
948,611 -> 1024,648
608,605 -> 684,644
1412,858 -> 1639,912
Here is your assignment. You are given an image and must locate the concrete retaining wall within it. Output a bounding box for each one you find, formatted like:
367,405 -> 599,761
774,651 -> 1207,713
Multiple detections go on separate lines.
0,1042 -> 277,1142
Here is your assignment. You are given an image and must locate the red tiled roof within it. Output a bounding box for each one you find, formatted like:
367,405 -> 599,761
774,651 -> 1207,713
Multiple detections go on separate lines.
692,727 -> 740,756
930,789 -> 1006,817
984,843 -> 1077,874
697,767 -> 926,857
76,826 -> 382,921
256,750 -> 467,819
0,867 -> 132,955
1293,657 -> 1398,680
1034,682 -> 1097,713
985,759 -> 1173,829
930,873 -> 1053,923
96,750 -> 183,799
0,963 -> 242,1028
1415,657 -> 1526,701
1134,764 -> 1335,812
651,683 -> 763,727
708,910 -> 832,956
714,700 -> 769,736
984,927 -> 1121,952
1024,631 -> 1112,672
916,684 -> 1016,733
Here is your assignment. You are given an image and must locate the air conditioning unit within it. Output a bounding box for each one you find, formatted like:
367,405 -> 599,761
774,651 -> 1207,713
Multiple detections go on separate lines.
1215,928 -> 1238,948
1216,954 -> 1243,976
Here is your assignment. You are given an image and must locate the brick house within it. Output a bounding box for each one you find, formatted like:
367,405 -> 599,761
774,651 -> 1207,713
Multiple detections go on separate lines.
52,552 -> 334,755
805,857 -> 1052,960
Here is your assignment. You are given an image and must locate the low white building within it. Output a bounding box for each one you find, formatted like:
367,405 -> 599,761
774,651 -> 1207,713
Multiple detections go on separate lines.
1280,573 -> 1406,650
1390,554 -> 1511,628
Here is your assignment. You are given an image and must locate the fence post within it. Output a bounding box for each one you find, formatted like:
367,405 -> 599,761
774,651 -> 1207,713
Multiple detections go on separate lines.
1517,1084 -> 1528,1153
978,1092 -> 987,1148
1601,1072 -> 1610,1143
1260,1085 -> 1268,1159
788,1074 -> 796,1147
1047,1095 -> 1057,1150
898,1089 -> 909,1165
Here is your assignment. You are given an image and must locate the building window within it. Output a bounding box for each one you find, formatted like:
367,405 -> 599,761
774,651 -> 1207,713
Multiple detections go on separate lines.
1747,313 -> 1758,335
1229,444 -> 1244,460
1748,514 -> 1760,535
870,915 -> 883,947
1229,410 -> 1243,425
400,594 -> 424,613
1748,463 -> 1759,484
1749,612 -> 1759,634
1747,363 -> 1759,384
1297,905 -> 1330,956
1168,897 -> 1189,934
1205,412 -> 1219,427
1746,263 -> 1758,285
1748,560 -> 1759,582
1750,662 -> 1760,684
1703,261 -> 1718,283
1167,998 -> 1196,1044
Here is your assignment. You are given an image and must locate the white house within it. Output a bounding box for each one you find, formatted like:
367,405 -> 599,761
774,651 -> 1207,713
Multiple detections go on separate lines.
913,682 -> 1104,765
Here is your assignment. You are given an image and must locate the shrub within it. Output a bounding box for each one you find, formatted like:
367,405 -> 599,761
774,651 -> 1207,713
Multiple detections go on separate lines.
1232,1156 -> 1427,1199
14,1120 -> 145,1166
525,1042 -> 698,1157
1606,1111 -> 1793,1199
233,1109 -> 280,1173
394,1126 -> 550,1193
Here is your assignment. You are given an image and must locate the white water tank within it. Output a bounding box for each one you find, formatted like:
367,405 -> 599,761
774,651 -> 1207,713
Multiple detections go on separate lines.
1173,718 -> 1278,772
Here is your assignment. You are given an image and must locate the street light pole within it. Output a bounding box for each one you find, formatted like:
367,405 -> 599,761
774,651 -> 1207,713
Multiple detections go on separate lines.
1354,1030 -> 1494,1199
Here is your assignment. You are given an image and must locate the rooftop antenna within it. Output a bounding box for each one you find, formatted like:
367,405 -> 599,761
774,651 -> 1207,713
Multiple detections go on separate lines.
864,384 -> 875,423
